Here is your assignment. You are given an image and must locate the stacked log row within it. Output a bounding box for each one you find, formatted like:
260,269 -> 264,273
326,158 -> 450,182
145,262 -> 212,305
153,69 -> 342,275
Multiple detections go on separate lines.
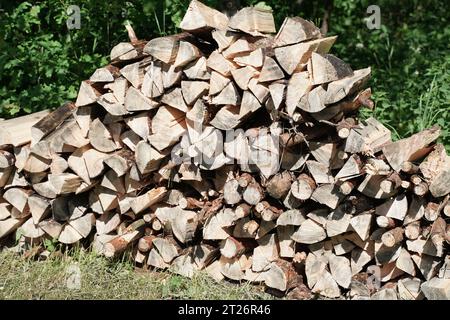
0,0 -> 449,300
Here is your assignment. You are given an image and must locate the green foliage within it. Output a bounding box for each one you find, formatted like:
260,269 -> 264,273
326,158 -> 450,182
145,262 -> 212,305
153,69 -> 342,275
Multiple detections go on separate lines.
1,0 -> 449,149
0,0 -> 170,117
326,0 -> 450,149
43,238 -> 58,252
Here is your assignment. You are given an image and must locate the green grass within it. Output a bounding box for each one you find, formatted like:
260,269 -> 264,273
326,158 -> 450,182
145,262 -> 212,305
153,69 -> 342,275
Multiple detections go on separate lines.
0,249 -> 273,300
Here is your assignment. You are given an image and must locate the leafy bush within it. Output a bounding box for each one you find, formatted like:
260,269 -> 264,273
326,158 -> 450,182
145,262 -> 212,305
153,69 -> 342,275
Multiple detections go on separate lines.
0,0 -> 448,149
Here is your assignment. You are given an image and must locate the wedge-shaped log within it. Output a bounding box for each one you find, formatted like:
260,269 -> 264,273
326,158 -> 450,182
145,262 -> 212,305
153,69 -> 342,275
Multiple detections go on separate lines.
149,106 -> 186,151
285,71 -> 311,116
120,58 -> 151,88
153,237 -> 181,263
310,52 -> 353,85
325,67 -> 371,104
382,126 -> 440,171
181,80 -> 209,105
180,0 -> 229,32
258,56 -> 285,83
234,48 -> 264,68
31,102 -> 77,145
75,81 -> 100,107
274,17 -> 321,47
125,86 -> 159,112
275,36 -> 337,74
211,82 -> 240,106
184,56 -> 210,80
228,7 -> 276,36
265,259 -> 299,291
291,219 -> 326,244
172,208 -> 198,244
110,40 -> 147,62
0,217 -> 25,238
421,278 -> 450,300
174,41 -> 201,68
144,33 -> 192,64
135,141 -> 165,175
48,173 -> 81,194
88,118 -> 117,153
89,65 -> 119,83
3,188 -> 31,213
206,50 -> 235,76
220,236 -> 246,259
252,233 -> 279,272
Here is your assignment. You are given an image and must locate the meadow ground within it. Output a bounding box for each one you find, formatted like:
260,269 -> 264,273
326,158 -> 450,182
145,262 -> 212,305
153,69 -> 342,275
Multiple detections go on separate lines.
0,249 -> 273,300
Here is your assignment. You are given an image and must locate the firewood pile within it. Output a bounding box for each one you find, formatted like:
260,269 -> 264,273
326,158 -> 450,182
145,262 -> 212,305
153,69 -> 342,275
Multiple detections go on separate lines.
0,1 -> 449,300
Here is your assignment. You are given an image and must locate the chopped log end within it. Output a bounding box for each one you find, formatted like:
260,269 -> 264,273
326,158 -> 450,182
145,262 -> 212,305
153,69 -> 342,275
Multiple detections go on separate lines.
338,127 -> 350,139
381,227 -> 404,247
444,203 -> 450,218
404,222 -> 421,240
376,216 -> 395,229
291,174 -> 316,200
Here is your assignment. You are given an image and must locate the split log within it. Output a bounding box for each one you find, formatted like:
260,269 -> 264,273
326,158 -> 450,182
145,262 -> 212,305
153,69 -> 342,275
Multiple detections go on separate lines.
228,7 -> 276,36
421,278 -> 450,300
274,17 -> 321,47
329,254 -> 352,289
291,219 -> 326,244
130,187 -> 167,214
0,217 -> 25,238
397,278 -> 424,300
104,219 -> 145,258
180,0 -> 229,32
258,56 -> 285,83
275,37 -> 336,75
345,118 -> 391,155
96,212 -> 121,235
184,56 -> 210,80
277,226 -> 296,258
265,259 -> 298,292
3,188 -> 31,213
252,233 -> 279,272
310,53 -> 353,85
220,236 -> 246,259
382,126 -> 440,171
375,194 -> 408,221
153,237 -> 181,263
125,86 -> 159,111
311,184 -> 344,209
171,208 -> 198,244
31,102 -> 77,145
48,173 -> 82,195
0,110 -> 50,147
75,81 -> 101,107
144,33 -> 191,64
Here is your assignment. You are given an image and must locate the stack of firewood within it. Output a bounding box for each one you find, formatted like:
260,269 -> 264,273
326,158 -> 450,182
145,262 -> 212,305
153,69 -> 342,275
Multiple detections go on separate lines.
0,1 -> 449,300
